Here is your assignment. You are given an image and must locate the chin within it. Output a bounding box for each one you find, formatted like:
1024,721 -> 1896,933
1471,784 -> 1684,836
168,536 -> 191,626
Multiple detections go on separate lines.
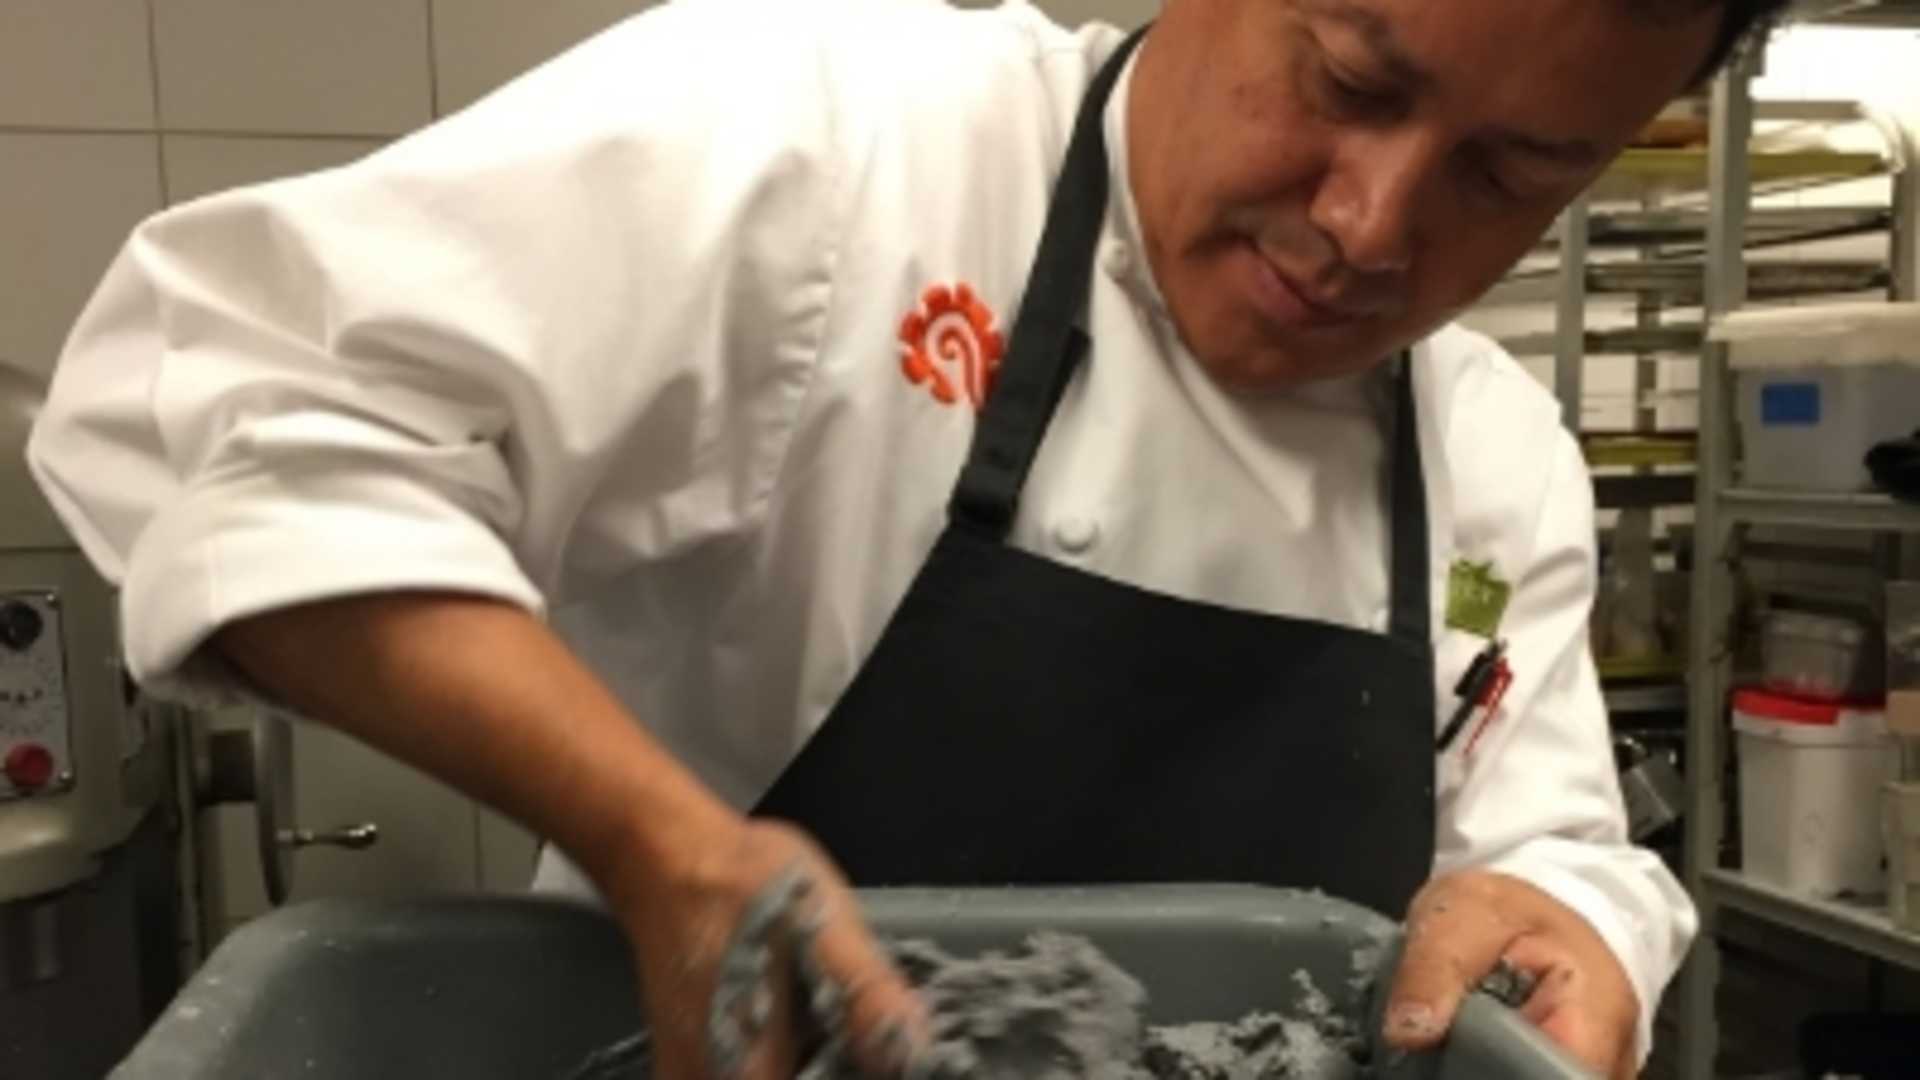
1187,323 -> 1396,395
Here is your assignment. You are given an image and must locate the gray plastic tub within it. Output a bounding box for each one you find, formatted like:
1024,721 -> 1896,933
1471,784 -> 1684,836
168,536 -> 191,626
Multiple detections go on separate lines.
114,885 -> 1594,1079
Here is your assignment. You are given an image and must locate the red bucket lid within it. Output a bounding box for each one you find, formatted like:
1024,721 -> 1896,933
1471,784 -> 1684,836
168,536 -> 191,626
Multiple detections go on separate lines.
1733,687 -> 1880,725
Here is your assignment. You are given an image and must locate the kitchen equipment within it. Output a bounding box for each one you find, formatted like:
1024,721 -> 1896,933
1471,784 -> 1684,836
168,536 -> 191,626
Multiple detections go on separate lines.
0,363 -> 182,1079
113,886 -> 1596,1079
1760,609 -> 1884,702
1734,689 -> 1890,897
1616,735 -> 1684,841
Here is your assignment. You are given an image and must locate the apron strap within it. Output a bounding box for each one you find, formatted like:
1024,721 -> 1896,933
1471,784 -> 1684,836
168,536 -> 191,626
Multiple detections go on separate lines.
1387,355 -> 1430,648
950,27 -> 1149,538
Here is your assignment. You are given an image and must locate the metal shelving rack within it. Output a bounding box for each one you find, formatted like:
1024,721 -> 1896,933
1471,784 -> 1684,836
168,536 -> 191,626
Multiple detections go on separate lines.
1677,9 -> 1920,1075
1508,112 -> 1899,724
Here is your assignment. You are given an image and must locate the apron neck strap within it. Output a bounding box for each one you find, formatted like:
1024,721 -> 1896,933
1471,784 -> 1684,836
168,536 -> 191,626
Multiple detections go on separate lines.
950,26 -> 1147,537
1386,354 -> 1430,648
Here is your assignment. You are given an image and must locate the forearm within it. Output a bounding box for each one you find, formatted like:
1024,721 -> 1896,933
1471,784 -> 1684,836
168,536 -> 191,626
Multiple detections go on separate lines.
213,590 -> 731,909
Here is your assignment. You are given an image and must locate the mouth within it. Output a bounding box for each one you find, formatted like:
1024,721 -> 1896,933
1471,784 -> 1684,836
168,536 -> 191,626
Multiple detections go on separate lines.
1239,239 -> 1362,330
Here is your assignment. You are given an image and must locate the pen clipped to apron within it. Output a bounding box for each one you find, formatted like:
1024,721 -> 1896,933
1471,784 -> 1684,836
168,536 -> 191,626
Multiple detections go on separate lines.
1437,638 -> 1513,759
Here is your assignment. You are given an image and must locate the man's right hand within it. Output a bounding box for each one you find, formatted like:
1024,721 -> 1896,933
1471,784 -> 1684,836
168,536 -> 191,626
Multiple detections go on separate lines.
620,816 -> 927,1079
212,595 -> 925,1079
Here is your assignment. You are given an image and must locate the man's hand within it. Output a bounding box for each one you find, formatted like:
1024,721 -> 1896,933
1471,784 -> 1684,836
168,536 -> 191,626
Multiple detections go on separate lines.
214,594 -> 926,1079
620,816 -> 927,1079
1382,870 -> 1639,1079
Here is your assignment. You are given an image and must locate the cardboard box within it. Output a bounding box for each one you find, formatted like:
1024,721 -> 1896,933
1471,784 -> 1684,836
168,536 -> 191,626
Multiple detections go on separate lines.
1894,690 -> 1920,739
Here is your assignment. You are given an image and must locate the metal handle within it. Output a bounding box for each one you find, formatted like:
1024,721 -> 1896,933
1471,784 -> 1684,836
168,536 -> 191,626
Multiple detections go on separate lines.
1613,734 -> 1649,767
195,713 -> 380,905
278,823 -> 380,851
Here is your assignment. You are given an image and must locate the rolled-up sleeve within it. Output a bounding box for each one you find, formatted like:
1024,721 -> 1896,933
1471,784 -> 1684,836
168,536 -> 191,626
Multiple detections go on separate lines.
1435,428 -> 1697,1066
27,0 -> 842,703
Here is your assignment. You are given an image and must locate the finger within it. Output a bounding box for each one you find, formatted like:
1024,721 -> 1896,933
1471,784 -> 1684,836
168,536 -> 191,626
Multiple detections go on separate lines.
640,959 -> 714,1080
1501,934 -> 1626,1079
709,867 -> 815,1079
795,882 -> 929,1075
734,952 -> 800,1080
1384,878 -> 1525,1051
705,938 -> 800,1080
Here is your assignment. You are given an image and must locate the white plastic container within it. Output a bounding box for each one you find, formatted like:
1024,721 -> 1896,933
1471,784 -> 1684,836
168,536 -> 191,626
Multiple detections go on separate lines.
1761,609 -> 1883,701
1884,782 -> 1920,931
1712,303 -> 1920,492
1733,688 -> 1889,897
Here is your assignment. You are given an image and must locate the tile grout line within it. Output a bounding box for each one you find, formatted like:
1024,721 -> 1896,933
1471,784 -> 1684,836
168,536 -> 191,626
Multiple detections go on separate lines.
143,0 -> 171,205
424,0 -> 444,119
0,124 -> 395,142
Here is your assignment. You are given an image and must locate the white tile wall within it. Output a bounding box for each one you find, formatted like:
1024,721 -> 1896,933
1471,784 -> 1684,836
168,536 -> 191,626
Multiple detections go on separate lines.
154,0 -> 433,135
0,134 -> 162,377
0,0 -> 157,129
430,0 -> 661,116
163,135 -> 385,205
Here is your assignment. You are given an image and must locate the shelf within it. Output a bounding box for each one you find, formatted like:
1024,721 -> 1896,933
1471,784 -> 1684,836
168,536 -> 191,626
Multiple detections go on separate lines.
1720,488 -> 1920,531
1615,147 -> 1884,182
1590,325 -> 1706,354
1587,260 -> 1888,303
1703,868 -> 1920,971
1600,655 -> 1687,681
1596,473 -> 1696,510
1583,206 -> 1891,249
1584,434 -> 1696,469
1499,326 -> 1703,357
1595,147 -> 1886,202
1605,682 -> 1688,714
1792,0 -> 1920,26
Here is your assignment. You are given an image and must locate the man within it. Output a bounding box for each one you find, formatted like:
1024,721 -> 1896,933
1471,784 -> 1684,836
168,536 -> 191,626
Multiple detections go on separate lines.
29,0 -> 1780,1075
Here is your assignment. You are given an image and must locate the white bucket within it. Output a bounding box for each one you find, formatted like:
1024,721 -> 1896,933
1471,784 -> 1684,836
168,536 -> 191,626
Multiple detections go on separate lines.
1733,689 -> 1889,897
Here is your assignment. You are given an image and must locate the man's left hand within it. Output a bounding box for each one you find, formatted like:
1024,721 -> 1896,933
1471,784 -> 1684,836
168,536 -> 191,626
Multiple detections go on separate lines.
1382,869 -> 1639,1079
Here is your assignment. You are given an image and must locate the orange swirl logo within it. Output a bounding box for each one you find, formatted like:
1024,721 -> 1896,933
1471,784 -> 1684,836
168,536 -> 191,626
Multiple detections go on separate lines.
898,283 -> 1005,410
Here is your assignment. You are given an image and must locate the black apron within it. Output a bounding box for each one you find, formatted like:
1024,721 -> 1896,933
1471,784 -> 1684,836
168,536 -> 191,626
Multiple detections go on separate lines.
754,29 -> 1437,918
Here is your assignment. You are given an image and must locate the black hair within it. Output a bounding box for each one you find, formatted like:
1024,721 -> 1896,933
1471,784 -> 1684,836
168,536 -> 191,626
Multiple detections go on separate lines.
1695,0 -> 1797,80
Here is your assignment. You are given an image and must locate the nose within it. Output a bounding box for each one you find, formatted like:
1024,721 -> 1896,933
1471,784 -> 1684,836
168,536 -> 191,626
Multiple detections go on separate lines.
1307,130 -> 1434,275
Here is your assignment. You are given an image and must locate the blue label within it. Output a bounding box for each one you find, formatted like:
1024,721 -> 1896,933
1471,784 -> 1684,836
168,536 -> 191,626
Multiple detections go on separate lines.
1759,382 -> 1821,426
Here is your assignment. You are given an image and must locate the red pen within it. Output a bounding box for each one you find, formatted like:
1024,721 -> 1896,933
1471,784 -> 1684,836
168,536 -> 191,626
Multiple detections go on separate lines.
1464,658 -> 1515,758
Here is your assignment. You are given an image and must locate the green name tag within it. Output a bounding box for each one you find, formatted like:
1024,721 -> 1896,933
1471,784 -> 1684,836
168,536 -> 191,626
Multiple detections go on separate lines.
1446,559 -> 1511,638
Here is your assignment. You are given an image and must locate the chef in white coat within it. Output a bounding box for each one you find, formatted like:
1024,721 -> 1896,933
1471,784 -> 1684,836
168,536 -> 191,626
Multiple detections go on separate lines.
29,0 -> 1778,1076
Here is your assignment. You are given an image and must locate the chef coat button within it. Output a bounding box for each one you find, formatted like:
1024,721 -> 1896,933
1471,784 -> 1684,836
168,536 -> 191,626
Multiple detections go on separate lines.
1104,242 -> 1132,280
1053,517 -> 1100,554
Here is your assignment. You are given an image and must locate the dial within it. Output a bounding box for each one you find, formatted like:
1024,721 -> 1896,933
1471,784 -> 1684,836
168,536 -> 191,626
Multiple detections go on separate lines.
0,602 -> 42,652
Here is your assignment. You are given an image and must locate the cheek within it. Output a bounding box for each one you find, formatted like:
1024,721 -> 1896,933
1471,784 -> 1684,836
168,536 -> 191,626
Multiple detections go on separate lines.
1411,209 -> 1560,310
1219,74 -> 1324,193
1159,62 -> 1321,222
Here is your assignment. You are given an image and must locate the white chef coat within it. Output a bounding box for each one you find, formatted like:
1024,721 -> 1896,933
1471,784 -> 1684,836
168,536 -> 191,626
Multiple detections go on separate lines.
28,0 -> 1692,1060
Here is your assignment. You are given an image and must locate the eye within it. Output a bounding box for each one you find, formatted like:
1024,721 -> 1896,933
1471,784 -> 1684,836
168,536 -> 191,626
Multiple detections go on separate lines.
1317,59 -> 1401,121
1456,144 -> 1523,205
1474,163 -> 1519,203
